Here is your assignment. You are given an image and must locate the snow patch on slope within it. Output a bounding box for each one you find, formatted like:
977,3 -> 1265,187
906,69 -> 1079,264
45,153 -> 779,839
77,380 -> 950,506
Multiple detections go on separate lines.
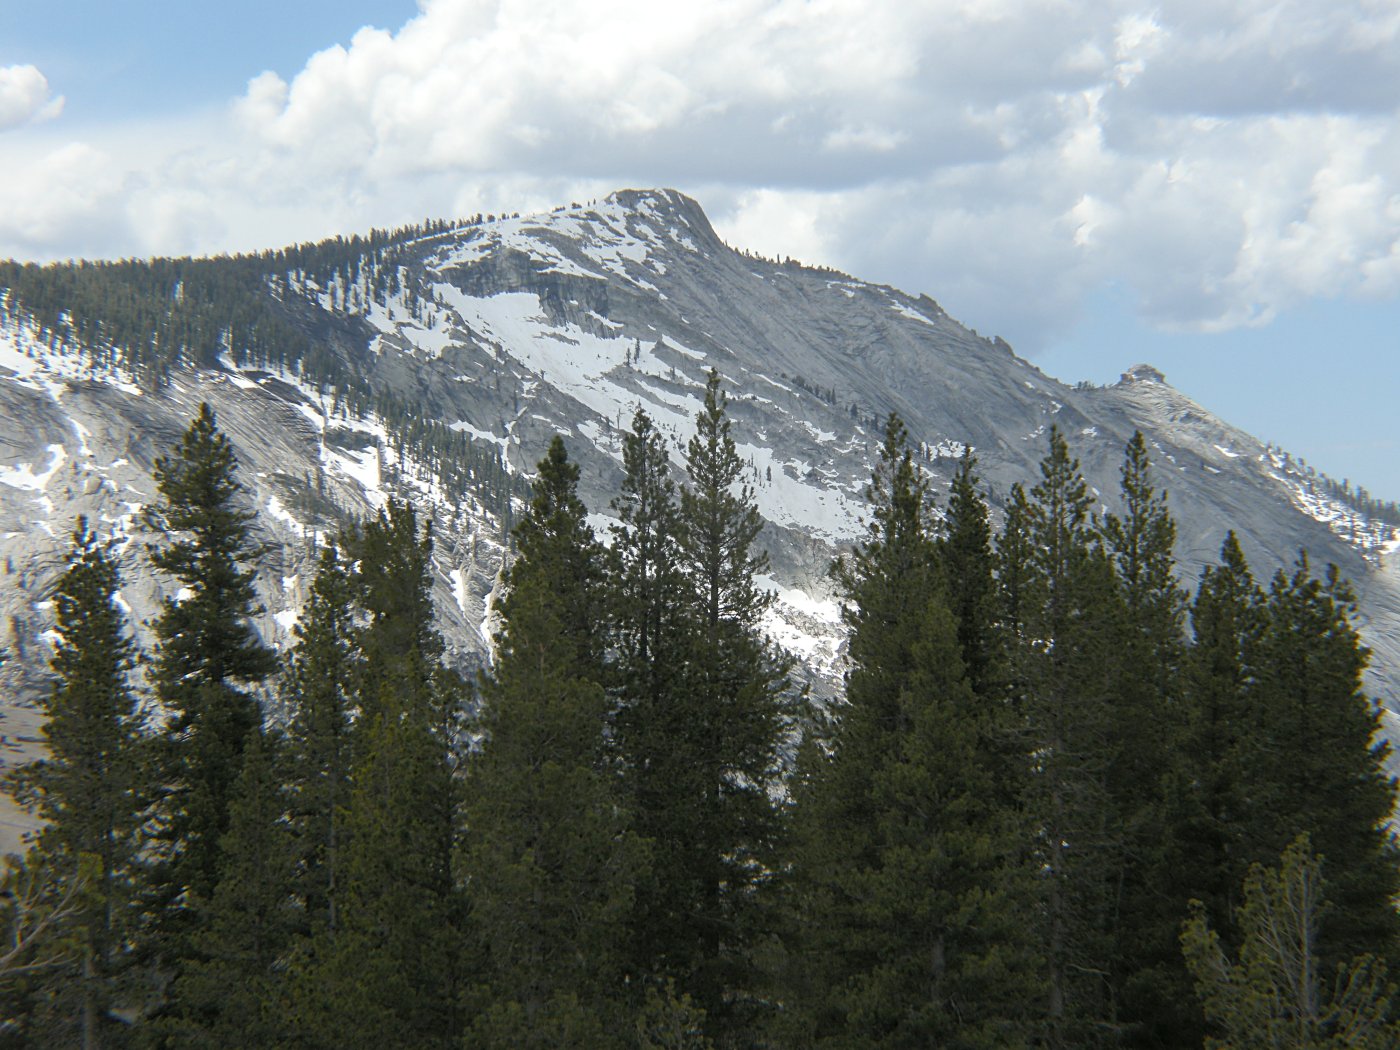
0,444 -> 65,491
0,312 -> 143,399
1265,449 -> 1398,558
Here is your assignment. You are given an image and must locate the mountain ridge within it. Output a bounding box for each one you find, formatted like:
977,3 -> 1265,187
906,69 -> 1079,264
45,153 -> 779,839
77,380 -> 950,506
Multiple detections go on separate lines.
0,187 -> 1396,855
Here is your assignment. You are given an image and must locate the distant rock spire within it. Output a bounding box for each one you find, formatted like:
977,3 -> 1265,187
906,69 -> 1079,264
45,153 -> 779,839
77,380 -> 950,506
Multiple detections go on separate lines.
1120,363 -> 1165,385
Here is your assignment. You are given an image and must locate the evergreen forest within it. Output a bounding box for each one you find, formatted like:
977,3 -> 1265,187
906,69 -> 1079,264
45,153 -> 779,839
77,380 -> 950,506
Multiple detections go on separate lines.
1,376 -> 1397,1050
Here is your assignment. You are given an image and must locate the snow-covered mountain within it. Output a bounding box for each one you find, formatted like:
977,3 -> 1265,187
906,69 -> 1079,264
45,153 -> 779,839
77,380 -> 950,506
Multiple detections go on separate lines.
1,188 -> 1397,848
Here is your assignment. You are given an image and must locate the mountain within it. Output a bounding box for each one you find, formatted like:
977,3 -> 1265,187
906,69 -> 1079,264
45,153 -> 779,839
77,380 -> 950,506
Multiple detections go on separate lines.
1,188 -> 1397,846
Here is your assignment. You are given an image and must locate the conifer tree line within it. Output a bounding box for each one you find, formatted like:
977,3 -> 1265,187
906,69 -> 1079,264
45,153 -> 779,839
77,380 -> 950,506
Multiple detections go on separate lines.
0,222 -> 532,528
2,381 -> 1397,1049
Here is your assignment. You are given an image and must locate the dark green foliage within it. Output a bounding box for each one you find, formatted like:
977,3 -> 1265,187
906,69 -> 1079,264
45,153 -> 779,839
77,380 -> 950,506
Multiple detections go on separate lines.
607,410 -> 694,986
1180,532 -> 1265,931
1240,556 -> 1400,977
938,449 -> 1027,815
671,372 -> 793,1038
1140,532 -> 1265,1048
286,675 -> 462,1050
283,503 -> 465,1050
155,729 -> 298,1048
801,416 -> 939,913
938,449 -> 1001,701
1101,432 -> 1187,774
833,414 -> 940,739
1012,425 -> 1124,1048
0,393 -> 1392,1049
820,604 -> 1042,1048
463,437 -> 642,1045
790,415 -> 1040,1048
345,499 -> 447,722
609,384 -> 795,1044
342,673 -> 460,1046
501,435 -> 604,675
609,408 -> 689,698
5,519 -> 145,1040
994,481 -> 1033,645
144,403 -> 278,913
280,543 -> 359,938
1181,834 -> 1400,1049
1099,433 -> 1193,1045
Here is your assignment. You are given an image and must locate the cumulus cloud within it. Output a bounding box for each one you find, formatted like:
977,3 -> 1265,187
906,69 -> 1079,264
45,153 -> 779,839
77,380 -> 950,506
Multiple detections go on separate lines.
0,65 -> 63,129
1,0 -> 1398,348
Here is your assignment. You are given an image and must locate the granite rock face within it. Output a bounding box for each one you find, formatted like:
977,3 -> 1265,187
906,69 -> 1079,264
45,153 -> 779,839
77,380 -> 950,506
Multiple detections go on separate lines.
0,188 -> 1396,851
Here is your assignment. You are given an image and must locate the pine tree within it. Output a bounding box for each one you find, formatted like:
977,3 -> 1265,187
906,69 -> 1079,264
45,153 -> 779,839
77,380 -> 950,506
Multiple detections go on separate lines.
284,503 -> 464,1049
144,403 -> 277,917
672,371 -> 793,1039
281,543 -> 359,938
938,449 -> 1000,701
1181,834 -> 1400,1049
789,413 -> 937,1044
609,408 -> 689,705
994,481 -> 1033,648
502,435 -> 604,676
939,450 -> 1027,816
1014,425 -> 1122,1048
6,518 -> 145,1046
463,437 -> 643,1046
287,672 -> 460,1050
833,414 -> 939,748
1100,432 -> 1186,771
1179,532 -> 1264,934
1098,432 -> 1191,1045
789,415 -> 1040,1047
607,410 -> 694,991
1241,556 -> 1400,977
1137,531 -> 1266,1049
348,497 -> 444,723
155,729 -> 298,1048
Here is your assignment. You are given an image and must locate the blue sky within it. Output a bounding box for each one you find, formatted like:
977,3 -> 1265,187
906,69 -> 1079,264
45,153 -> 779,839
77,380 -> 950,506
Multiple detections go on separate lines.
1,0 -> 1396,501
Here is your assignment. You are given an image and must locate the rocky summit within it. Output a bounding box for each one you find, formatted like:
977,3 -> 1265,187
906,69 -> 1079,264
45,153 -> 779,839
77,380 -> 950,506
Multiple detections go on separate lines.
1,187 -> 1397,838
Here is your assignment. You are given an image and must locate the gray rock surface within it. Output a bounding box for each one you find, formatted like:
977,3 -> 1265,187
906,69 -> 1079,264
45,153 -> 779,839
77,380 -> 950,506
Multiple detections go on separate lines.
1,188 -> 1395,851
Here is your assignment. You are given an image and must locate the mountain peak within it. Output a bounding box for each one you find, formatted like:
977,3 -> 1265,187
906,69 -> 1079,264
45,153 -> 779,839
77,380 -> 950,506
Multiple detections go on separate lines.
1119,363 -> 1166,385
601,187 -> 724,251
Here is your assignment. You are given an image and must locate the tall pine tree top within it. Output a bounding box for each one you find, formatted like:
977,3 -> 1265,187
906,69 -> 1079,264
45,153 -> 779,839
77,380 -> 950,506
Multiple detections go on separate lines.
145,402 -> 276,907
17,518 -> 144,864
835,413 -> 939,739
466,436 -> 641,1045
609,408 -> 687,669
501,434 -> 605,677
680,370 -> 772,634
147,402 -> 276,701
938,448 -> 1000,701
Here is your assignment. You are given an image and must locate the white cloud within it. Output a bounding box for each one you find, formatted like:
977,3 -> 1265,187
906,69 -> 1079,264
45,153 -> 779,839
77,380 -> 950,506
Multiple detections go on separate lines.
1,0 -> 1399,349
0,143 -> 129,257
0,65 -> 63,130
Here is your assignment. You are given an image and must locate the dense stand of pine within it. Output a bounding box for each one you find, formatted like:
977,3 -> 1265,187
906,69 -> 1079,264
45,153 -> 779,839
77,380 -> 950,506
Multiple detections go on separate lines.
0,391 -> 1396,1049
